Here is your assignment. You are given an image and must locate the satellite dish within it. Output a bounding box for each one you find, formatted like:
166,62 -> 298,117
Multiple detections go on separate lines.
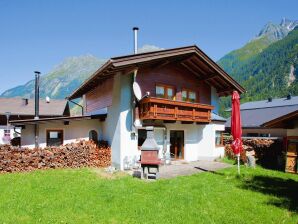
133,82 -> 142,101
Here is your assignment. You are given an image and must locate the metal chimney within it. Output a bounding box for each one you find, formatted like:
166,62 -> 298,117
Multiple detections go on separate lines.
287,93 -> 292,100
34,71 -> 40,119
133,27 -> 139,54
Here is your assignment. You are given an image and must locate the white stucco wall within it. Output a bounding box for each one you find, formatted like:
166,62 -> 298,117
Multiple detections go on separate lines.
151,121 -> 225,162
101,72 -> 138,169
0,125 -> 21,145
21,119 -> 102,148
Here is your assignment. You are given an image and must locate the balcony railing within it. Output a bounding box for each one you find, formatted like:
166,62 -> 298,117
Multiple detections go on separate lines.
139,97 -> 214,123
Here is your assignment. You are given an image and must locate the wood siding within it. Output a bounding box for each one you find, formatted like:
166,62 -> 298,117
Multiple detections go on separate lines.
139,97 -> 213,123
136,64 -> 211,104
85,77 -> 114,113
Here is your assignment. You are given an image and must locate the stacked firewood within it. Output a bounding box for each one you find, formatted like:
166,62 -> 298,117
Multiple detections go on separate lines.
224,137 -> 274,147
224,137 -> 282,166
0,140 -> 111,173
96,141 -> 111,167
242,139 -> 274,148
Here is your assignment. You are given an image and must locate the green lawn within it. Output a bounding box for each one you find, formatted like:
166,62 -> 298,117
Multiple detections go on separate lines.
0,165 -> 297,224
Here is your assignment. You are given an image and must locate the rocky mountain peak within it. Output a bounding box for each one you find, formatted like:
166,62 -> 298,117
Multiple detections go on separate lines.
254,18 -> 297,42
280,18 -> 298,30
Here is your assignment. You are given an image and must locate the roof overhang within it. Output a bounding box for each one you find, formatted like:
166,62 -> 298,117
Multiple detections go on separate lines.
67,45 -> 245,100
9,114 -> 106,126
262,110 -> 298,128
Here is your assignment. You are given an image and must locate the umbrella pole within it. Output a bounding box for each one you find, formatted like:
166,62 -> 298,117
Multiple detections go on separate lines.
237,154 -> 240,175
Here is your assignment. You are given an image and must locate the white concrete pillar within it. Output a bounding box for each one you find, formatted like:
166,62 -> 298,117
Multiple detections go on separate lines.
105,72 -> 138,169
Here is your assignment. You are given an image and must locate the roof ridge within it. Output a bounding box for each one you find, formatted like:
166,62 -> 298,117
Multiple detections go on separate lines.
241,104 -> 298,110
110,45 -> 197,60
242,96 -> 298,104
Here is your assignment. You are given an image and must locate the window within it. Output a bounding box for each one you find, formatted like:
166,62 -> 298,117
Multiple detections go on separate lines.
182,89 -> 197,103
156,86 -> 165,98
4,129 -> 10,137
156,84 -> 175,100
46,130 -> 63,146
215,131 -> 223,147
189,91 -> 196,103
182,90 -> 188,101
89,130 -> 98,143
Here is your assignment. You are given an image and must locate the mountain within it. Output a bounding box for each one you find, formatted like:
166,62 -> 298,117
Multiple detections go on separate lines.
0,45 -> 164,100
254,18 -> 298,42
218,18 -> 298,76
138,44 -> 164,53
218,23 -> 298,116
1,55 -> 106,99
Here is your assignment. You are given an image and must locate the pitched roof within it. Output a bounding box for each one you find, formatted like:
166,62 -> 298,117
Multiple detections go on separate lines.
68,45 -> 245,100
225,96 -> 298,128
211,113 -> 227,122
0,98 -> 68,116
239,96 -> 298,110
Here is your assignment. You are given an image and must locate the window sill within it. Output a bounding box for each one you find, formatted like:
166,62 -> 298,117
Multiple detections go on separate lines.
216,145 -> 224,148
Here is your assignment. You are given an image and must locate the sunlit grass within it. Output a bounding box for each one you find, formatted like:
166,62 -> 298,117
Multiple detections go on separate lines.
0,166 -> 297,223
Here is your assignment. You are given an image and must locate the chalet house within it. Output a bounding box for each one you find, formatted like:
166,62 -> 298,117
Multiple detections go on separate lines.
0,98 -> 69,145
225,95 -> 298,137
11,45 -> 245,170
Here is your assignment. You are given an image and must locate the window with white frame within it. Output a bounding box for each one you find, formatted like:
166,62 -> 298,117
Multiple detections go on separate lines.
215,131 -> 223,147
46,130 -> 63,146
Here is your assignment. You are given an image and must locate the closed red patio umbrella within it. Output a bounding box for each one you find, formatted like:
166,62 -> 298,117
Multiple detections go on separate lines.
231,91 -> 242,174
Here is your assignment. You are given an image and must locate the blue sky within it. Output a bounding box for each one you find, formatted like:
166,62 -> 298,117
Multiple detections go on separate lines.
0,0 -> 297,94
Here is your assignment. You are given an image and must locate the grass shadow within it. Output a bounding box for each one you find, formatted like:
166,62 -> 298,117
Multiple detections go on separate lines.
239,174 -> 298,212
194,166 -> 225,176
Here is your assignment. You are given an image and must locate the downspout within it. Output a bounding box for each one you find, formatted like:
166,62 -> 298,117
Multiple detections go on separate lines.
34,71 -> 40,148
131,68 -> 139,133
131,27 -> 141,133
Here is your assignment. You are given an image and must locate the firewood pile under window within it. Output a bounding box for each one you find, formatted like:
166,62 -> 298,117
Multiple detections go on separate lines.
0,140 -> 111,173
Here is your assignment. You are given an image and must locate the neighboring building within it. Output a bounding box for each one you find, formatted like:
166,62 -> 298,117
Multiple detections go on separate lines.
0,98 -> 69,145
11,46 -> 244,169
225,95 -> 298,137
262,110 -> 298,173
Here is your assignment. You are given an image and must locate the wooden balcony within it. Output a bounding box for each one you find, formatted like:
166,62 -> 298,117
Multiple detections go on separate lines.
139,97 -> 214,123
